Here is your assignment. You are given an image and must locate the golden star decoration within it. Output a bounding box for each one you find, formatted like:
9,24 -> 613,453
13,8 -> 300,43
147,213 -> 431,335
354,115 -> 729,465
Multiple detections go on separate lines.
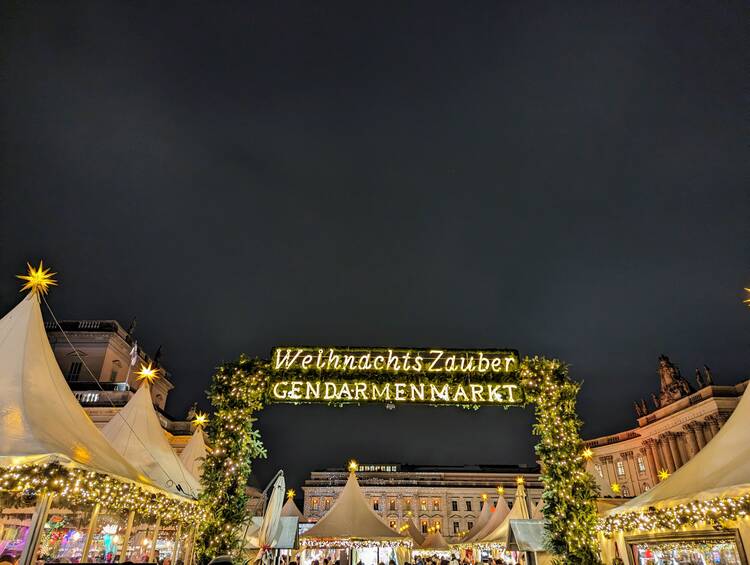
516,476 -> 525,485
347,459 -> 359,473
192,412 -> 208,428
744,288 -> 750,307
17,260 -> 57,295
136,362 -> 160,384
610,482 -> 621,494
658,469 -> 671,481
287,489 -> 296,500
582,447 -> 594,460
496,485 -> 505,495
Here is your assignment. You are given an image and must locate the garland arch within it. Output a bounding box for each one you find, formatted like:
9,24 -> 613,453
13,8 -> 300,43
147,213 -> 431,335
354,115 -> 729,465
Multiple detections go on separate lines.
196,354 -> 601,564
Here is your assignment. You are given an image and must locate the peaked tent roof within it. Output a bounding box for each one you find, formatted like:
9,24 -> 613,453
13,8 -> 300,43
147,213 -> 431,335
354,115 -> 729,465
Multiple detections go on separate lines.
302,472 -> 406,540
102,381 -> 201,498
461,496 -> 495,543
530,497 -> 544,520
0,293 -> 150,485
477,484 -> 529,544
179,427 -> 208,480
405,516 -> 425,546
281,497 -> 305,520
419,530 -> 450,551
609,384 -> 750,515
465,494 -> 511,543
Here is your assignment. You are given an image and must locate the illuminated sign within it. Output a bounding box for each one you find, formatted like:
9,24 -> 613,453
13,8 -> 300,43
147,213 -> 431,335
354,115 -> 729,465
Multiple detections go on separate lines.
271,347 -> 518,375
268,347 -> 522,406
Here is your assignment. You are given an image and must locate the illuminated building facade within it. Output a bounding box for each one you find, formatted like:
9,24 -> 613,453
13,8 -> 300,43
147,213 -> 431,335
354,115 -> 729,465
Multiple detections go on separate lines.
46,319 -> 194,452
584,355 -> 748,498
301,463 -> 542,542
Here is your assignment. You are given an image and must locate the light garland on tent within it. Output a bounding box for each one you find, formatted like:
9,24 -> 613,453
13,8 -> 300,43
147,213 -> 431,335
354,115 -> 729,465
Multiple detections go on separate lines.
598,493 -> 750,535
300,538 -> 413,549
0,463 -> 203,524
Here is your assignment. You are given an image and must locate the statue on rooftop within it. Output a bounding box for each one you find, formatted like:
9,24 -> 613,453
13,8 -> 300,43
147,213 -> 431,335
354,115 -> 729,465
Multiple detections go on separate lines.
657,355 -> 693,406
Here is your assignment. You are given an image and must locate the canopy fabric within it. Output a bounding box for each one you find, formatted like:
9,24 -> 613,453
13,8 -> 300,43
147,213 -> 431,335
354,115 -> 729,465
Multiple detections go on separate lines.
281,497 -> 305,520
477,484 -> 529,544
466,494 -> 511,543
257,474 -> 285,560
102,381 -> 201,498
0,293 -> 149,485
530,497 -> 544,520
608,385 -> 750,515
302,472 -> 406,540
179,427 -> 208,479
419,530 -> 450,551
460,496 -> 494,543
506,519 -> 548,552
405,516 -> 425,546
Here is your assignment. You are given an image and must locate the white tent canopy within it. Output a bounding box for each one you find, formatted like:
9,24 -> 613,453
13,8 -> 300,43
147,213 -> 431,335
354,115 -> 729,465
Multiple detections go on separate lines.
465,494 -> 511,543
609,385 -> 750,515
180,427 -> 208,480
281,496 -> 305,520
418,530 -> 450,551
404,516 -> 425,546
302,472 -> 406,541
476,484 -> 529,544
102,381 -> 201,498
0,293 -> 149,485
460,496 -> 494,543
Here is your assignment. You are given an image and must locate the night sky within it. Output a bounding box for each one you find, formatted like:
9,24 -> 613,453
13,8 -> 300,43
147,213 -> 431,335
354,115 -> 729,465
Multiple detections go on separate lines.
1,1 -> 747,491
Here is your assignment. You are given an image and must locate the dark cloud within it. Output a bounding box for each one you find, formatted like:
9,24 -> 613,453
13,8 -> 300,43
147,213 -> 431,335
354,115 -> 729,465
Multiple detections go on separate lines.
1,0 -> 747,489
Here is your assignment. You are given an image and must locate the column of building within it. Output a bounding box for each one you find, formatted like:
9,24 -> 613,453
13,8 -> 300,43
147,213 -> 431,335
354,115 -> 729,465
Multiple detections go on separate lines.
656,436 -> 675,472
682,423 -> 700,457
640,442 -> 658,484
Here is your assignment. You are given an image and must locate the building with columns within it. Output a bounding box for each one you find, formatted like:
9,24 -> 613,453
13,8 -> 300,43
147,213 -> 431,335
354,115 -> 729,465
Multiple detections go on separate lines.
45,319 -> 195,453
301,463 -> 542,543
585,355 -> 748,498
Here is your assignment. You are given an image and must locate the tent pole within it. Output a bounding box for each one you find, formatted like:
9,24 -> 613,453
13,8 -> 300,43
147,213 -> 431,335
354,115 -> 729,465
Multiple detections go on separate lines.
172,523 -> 183,562
19,492 -> 54,565
183,525 -> 196,565
81,502 -> 102,562
148,516 -> 161,562
119,510 -> 136,562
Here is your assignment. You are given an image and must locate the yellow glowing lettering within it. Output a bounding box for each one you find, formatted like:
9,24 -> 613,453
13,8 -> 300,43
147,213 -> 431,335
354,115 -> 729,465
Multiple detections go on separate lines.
306,381 -> 320,399
274,348 -> 303,370
394,383 -> 406,401
470,384 -> 485,402
272,381 -> 289,398
444,355 -> 456,372
387,349 -> 401,370
342,355 -> 358,370
413,355 -> 423,371
428,350 -> 444,372
316,349 -> 326,369
409,383 -> 425,401
354,382 -> 367,400
503,384 -> 518,402
505,356 -> 515,371
487,384 -> 504,402
301,355 -> 313,369
357,354 -> 371,370
452,384 -> 469,403
288,381 -> 303,399
478,353 -> 490,372
324,382 -> 338,400
491,357 -> 502,371
459,356 -> 475,372
339,382 -> 353,400
372,383 -> 391,400
373,356 -> 385,370
430,383 -> 449,401
327,350 -> 341,370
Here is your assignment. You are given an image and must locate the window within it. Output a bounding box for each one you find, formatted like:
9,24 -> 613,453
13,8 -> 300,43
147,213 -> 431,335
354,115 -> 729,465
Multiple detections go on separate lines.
68,361 -> 82,381
404,498 -> 411,510
451,500 -> 458,512
323,497 -> 331,510
421,520 -> 428,534
311,498 -> 319,511
637,456 -> 646,473
389,499 -> 396,511
389,520 -> 397,529
432,499 -> 440,511
594,463 -> 604,478
453,522 -> 460,534
420,500 -> 427,511
616,461 -> 626,476
110,360 -> 121,381
479,500 -> 484,510
372,498 -> 379,511
432,520 -> 441,531
467,521 -> 473,531
622,485 -> 630,497
465,501 -> 472,511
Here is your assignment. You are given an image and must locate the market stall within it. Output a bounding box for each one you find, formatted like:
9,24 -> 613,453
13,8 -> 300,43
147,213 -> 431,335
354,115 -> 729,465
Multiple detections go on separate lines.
300,466 -> 411,565
599,386 -> 750,565
0,272 -> 200,565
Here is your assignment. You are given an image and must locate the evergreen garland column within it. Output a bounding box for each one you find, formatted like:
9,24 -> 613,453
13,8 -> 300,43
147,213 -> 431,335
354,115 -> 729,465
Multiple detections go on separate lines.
521,357 -> 601,564
196,356 -> 269,561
